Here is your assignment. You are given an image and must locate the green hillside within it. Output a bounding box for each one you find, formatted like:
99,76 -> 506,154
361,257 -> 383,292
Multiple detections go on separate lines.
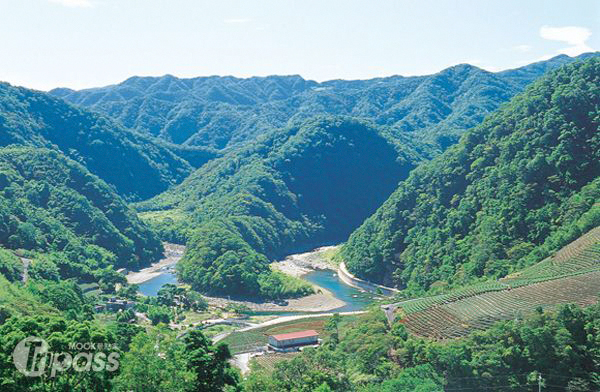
341,58 -> 600,292
388,219 -> 600,339
138,117 -> 420,296
50,55 -> 591,152
0,147 -> 163,280
0,82 -> 218,200
0,274 -> 58,320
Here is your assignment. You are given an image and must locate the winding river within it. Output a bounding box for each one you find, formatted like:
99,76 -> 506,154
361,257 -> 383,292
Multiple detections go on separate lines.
137,248 -> 387,311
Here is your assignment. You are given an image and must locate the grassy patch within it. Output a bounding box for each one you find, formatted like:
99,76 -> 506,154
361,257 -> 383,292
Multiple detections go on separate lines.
181,310 -> 214,325
201,324 -> 238,338
320,246 -> 341,267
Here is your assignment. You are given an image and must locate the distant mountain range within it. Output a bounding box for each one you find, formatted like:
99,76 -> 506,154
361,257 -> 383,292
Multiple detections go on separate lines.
50,53 -> 595,152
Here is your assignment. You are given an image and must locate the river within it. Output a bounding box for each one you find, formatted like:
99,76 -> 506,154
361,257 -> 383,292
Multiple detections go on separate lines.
302,269 -> 377,312
138,269 -> 177,296
137,250 -> 383,311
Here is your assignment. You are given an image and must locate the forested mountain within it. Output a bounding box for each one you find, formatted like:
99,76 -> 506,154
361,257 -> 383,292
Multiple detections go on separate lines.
341,58 -> 600,292
0,147 -> 163,281
137,117 -> 420,296
0,82 -> 219,201
124,55 -> 599,298
50,54 -> 593,151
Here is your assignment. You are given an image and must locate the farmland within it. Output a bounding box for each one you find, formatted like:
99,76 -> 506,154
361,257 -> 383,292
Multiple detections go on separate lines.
251,352 -> 301,373
220,314 -> 360,354
394,226 -> 600,339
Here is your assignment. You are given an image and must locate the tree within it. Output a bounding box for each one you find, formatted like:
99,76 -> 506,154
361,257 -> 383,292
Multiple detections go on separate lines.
147,306 -> 171,325
117,284 -> 139,300
313,382 -> 334,392
0,314 -> 120,392
116,309 -> 136,323
95,267 -> 127,294
27,257 -> 60,281
0,249 -> 23,282
324,313 -> 341,346
183,330 -> 241,392
359,365 -> 443,392
112,327 -> 194,392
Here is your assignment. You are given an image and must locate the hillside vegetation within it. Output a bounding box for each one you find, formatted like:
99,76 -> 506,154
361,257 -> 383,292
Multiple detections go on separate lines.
341,58 -> 600,292
0,147 -> 163,280
0,82 -> 218,200
0,274 -> 58,321
138,117 -> 418,296
244,304 -> 600,391
391,219 -> 600,339
51,54 -> 590,151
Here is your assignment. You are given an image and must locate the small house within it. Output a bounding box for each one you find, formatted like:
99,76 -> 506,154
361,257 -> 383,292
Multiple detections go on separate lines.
268,330 -> 319,351
105,298 -> 135,312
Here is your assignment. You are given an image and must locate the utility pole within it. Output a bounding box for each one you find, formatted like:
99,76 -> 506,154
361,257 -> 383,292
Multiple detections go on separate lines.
538,373 -> 542,392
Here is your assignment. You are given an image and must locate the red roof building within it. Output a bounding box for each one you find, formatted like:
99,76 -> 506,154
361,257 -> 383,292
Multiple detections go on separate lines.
268,329 -> 319,349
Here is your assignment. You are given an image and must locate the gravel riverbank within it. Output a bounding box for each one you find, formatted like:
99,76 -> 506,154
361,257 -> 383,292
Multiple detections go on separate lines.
126,243 -> 185,284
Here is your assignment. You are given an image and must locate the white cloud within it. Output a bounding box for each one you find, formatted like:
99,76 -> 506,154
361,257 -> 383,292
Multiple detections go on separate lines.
539,25 -> 594,56
224,18 -> 251,24
48,0 -> 93,7
512,44 -> 532,53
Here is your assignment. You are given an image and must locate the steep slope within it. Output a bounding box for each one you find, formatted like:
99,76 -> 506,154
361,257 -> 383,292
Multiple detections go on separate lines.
0,274 -> 58,320
0,147 -> 163,280
137,117 -> 420,296
393,222 -> 600,339
51,55 -> 595,151
341,58 -> 600,291
0,82 -> 217,200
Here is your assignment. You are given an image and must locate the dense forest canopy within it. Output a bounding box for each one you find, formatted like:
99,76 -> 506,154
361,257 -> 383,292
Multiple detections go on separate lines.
341,57 -> 600,293
51,54 -> 592,152
138,117 -> 419,296
0,82 -> 218,201
0,147 -> 163,280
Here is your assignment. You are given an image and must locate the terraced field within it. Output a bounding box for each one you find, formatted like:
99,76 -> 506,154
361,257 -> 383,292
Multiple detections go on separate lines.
502,226 -> 600,286
394,226 -> 600,339
251,352 -> 301,373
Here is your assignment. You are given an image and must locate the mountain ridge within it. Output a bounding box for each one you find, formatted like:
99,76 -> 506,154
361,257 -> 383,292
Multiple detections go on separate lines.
0,81 -> 219,200
341,57 -> 600,292
49,53 -> 598,151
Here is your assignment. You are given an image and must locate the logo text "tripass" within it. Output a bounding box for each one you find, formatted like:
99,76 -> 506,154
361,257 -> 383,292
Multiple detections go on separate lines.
12,336 -> 120,378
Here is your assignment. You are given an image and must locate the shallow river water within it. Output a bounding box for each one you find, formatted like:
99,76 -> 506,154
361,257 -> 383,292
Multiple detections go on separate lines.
138,258 -> 380,311
302,269 -> 377,312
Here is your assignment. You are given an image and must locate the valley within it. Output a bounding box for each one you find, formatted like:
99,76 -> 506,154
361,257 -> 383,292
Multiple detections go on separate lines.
0,41 -> 599,391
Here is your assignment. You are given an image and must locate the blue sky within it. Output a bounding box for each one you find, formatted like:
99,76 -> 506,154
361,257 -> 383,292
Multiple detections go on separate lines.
0,0 -> 598,90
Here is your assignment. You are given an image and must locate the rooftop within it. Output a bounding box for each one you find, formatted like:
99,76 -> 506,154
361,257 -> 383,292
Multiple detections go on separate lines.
270,330 -> 319,341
